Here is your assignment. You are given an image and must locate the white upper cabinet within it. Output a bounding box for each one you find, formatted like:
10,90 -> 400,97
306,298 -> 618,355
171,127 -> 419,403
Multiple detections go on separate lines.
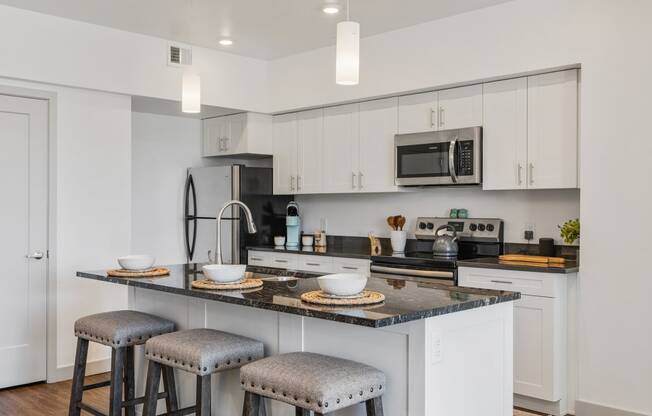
437,84 -> 484,130
527,70 -> 578,189
323,103 -> 360,193
297,109 -> 324,194
272,113 -> 298,195
483,78 -> 528,190
398,91 -> 438,134
358,98 -> 399,192
202,112 -> 272,157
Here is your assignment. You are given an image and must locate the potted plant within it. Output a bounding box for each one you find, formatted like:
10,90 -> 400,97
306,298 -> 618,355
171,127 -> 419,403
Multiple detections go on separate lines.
558,218 -> 580,245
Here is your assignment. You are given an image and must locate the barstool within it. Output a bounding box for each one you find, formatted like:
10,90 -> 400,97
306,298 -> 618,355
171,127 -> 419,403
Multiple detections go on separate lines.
68,310 -> 176,416
142,328 -> 265,416
240,352 -> 385,415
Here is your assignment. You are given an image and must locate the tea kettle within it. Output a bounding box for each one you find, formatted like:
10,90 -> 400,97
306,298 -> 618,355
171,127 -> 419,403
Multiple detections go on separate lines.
432,224 -> 459,256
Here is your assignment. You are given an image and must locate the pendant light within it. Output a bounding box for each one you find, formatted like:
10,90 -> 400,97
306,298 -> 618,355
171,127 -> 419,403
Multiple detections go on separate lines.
182,0 -> 201,113
336,0 -> 360,85
182,70 -> 201,113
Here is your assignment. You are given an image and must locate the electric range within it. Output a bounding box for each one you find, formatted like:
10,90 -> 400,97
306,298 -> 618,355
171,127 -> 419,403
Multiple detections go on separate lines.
371,217 -> 504,285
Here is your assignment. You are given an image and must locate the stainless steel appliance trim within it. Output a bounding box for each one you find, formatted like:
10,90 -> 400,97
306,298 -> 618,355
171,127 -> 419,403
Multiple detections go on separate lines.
448,138 -> 458,183
231,165 -> 241,264
371,265 -> 454,278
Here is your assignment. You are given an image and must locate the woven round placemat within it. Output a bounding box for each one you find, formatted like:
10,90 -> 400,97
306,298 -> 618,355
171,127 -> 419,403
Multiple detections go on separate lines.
301,290 -> 385,306
191,278 -> 263,290
107,268 -> 170,278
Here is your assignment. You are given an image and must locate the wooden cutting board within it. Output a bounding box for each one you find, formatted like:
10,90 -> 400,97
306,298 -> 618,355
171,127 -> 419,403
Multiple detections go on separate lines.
498,254 -> 566,264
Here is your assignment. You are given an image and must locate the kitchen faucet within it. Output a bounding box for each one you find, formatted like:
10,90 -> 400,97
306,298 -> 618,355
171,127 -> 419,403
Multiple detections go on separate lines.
212,200 -> 257,265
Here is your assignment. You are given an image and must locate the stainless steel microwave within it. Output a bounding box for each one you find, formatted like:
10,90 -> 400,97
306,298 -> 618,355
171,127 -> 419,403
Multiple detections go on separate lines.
394,126 -> 482,186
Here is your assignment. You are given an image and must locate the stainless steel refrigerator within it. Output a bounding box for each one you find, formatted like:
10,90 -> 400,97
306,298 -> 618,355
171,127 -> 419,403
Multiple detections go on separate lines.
184,165 -> 292,264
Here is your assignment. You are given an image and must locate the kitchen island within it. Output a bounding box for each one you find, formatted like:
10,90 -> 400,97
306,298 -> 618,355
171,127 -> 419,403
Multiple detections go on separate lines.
78,264 -> 519,416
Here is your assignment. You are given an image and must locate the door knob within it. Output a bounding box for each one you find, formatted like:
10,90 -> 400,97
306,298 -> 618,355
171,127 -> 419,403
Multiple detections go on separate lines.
26,250 -> 44,260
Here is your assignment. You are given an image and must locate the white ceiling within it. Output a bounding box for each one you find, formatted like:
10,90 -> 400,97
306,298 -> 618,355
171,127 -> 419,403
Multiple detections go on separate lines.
0,0 -> 513,60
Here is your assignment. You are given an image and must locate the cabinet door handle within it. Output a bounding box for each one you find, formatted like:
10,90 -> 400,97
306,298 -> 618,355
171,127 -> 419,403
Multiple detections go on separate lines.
341,266 -> 359,270
490,280 -> 513,284
352,172 -> 357,190
217,138 -> 223,151
430,108 -> 436,128
358,171 -> 363,189
251,257 -> 263,261
306,263 -> 320,266
223,137 -> 229,151
275,259 -> 288,263
529,163 -> 534,185
297,175 -> 302,192
290,176 -> 295,192
439,107 -> 445,128
517,163 -> 523,185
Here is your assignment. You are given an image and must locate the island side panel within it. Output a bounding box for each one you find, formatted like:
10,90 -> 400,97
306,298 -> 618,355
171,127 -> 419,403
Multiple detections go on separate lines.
424,302 -> 514,416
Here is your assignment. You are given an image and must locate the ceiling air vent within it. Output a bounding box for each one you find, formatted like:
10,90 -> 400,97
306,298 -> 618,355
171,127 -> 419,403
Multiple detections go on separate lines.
168,43 -> 192,67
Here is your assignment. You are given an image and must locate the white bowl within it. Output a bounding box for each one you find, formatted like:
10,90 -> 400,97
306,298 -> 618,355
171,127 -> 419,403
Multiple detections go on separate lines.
117,255 -> 155,271
274,236 -> 286,246
317,273 -> 368,296
202,264 -> 247,283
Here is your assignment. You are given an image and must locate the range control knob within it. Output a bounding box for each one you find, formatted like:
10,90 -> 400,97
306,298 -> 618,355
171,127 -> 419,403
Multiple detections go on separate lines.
478,224 -> 486,232
486,224 -> 495,232
426,223 -> 434,230
418,222 -> 427,230
469,223 -> 478,232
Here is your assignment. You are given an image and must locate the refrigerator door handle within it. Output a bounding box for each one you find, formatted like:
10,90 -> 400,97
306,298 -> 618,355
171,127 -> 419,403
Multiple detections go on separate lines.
184,173 -> 199,262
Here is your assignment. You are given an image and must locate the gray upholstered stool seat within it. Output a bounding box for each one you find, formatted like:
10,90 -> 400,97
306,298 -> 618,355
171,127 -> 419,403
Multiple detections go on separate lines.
240,352 -> 385,414
145,328 -> 265,376
74,310 -> 175,348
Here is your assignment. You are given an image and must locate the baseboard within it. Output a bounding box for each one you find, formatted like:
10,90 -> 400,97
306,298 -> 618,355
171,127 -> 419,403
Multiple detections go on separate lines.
576,400 -> 649,416
515,394 -> 567,416
47,357 -> 111,383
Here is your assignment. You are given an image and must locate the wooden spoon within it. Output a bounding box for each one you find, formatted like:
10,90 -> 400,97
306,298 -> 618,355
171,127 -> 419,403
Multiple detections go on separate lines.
397,216 -> 406,231
387,216 -> 396,231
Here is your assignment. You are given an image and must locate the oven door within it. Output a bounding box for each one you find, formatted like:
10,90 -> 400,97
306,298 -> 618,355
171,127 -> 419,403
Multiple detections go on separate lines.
394,127 -> 482,186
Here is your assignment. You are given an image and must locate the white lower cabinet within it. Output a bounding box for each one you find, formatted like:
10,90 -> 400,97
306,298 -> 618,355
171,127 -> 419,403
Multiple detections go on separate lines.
248,250 -> 371,276
458,267 -> 570,403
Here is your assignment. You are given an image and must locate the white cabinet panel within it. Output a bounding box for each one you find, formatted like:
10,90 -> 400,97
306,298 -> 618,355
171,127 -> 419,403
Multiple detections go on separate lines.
527,70 -> 578,189
297,255 -> 334,273
323,104 -> 359,193
202,116 -> 227,156
358,98 -> 398,192
457,266 -> 564,298
297,109 -> 324,194
514,295 -> 559,401
202,113 -> 271,157
272,113 -> 298,195
438,84 -> 483,130
248,251 -> 272,267
333,258 -> 371,276
398,91 -> 437,134
482,78 -> 528,190
267,252 -> 299,269
224,112 -> 245,154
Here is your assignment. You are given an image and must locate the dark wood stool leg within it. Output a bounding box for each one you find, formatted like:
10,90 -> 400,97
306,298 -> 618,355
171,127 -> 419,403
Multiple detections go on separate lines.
196,374 -> 212,416
142,361 -> 162,416
162,366 -> 178,412
68,338 -> 89,416
365,397 -> 384,416
123,346 -> 135,416
242,391 -> 261,416
108,347 -> 126,416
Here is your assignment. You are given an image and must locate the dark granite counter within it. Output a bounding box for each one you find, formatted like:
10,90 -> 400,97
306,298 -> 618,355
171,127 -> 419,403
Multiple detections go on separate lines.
457,257 -> 579,274
247,245 -> 373,260
77,264 -> 519,328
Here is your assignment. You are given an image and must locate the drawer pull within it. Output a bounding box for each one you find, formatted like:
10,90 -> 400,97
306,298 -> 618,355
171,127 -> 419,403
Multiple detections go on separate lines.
341,266 -> 359,270
275,259 -> 288,263
306,263 -> 321,266
490,280 -> 513,284
251,257 -> 263,261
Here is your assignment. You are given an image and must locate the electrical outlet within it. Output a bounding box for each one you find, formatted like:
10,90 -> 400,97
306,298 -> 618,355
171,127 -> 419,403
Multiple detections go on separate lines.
524,223 -> 536,241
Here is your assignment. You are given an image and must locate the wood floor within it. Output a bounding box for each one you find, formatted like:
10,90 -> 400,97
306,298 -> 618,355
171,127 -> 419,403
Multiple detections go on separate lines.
0,373 -> 543,415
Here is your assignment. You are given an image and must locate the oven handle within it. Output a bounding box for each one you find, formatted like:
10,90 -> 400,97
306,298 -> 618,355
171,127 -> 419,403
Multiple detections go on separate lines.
449,137 -> 458,183
371,265 -> 454,279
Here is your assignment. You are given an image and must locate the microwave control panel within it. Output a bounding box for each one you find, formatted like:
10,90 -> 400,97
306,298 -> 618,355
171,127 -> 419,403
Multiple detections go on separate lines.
458,141 -> 475,176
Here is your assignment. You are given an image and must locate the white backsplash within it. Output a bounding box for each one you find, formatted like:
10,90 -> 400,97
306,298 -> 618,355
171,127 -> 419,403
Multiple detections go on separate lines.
296,188 -> 580,245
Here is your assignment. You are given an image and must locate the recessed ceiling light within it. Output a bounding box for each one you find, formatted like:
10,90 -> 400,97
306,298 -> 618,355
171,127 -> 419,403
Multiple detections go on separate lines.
219,39 -> 233,46
322,5 -> 340,14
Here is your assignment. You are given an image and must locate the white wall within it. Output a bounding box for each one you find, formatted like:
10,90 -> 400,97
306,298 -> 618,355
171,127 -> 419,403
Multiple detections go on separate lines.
0,4 -> 269,113
269,1 -> 652,414
297,189 -> 579,244
0,78 -> 131,379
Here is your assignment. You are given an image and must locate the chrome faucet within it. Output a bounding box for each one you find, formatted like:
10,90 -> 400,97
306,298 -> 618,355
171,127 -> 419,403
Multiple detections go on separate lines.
212,200 -> 257,265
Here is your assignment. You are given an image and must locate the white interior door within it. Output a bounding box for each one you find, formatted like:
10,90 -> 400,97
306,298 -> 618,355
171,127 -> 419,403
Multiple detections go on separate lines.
0,94 -> 48,388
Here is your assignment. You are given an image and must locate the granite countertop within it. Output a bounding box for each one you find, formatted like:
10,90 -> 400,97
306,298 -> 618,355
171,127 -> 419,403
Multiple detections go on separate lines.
77,264 -> 519,328
457,257 -> 579,274
247,245 -> 374,260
